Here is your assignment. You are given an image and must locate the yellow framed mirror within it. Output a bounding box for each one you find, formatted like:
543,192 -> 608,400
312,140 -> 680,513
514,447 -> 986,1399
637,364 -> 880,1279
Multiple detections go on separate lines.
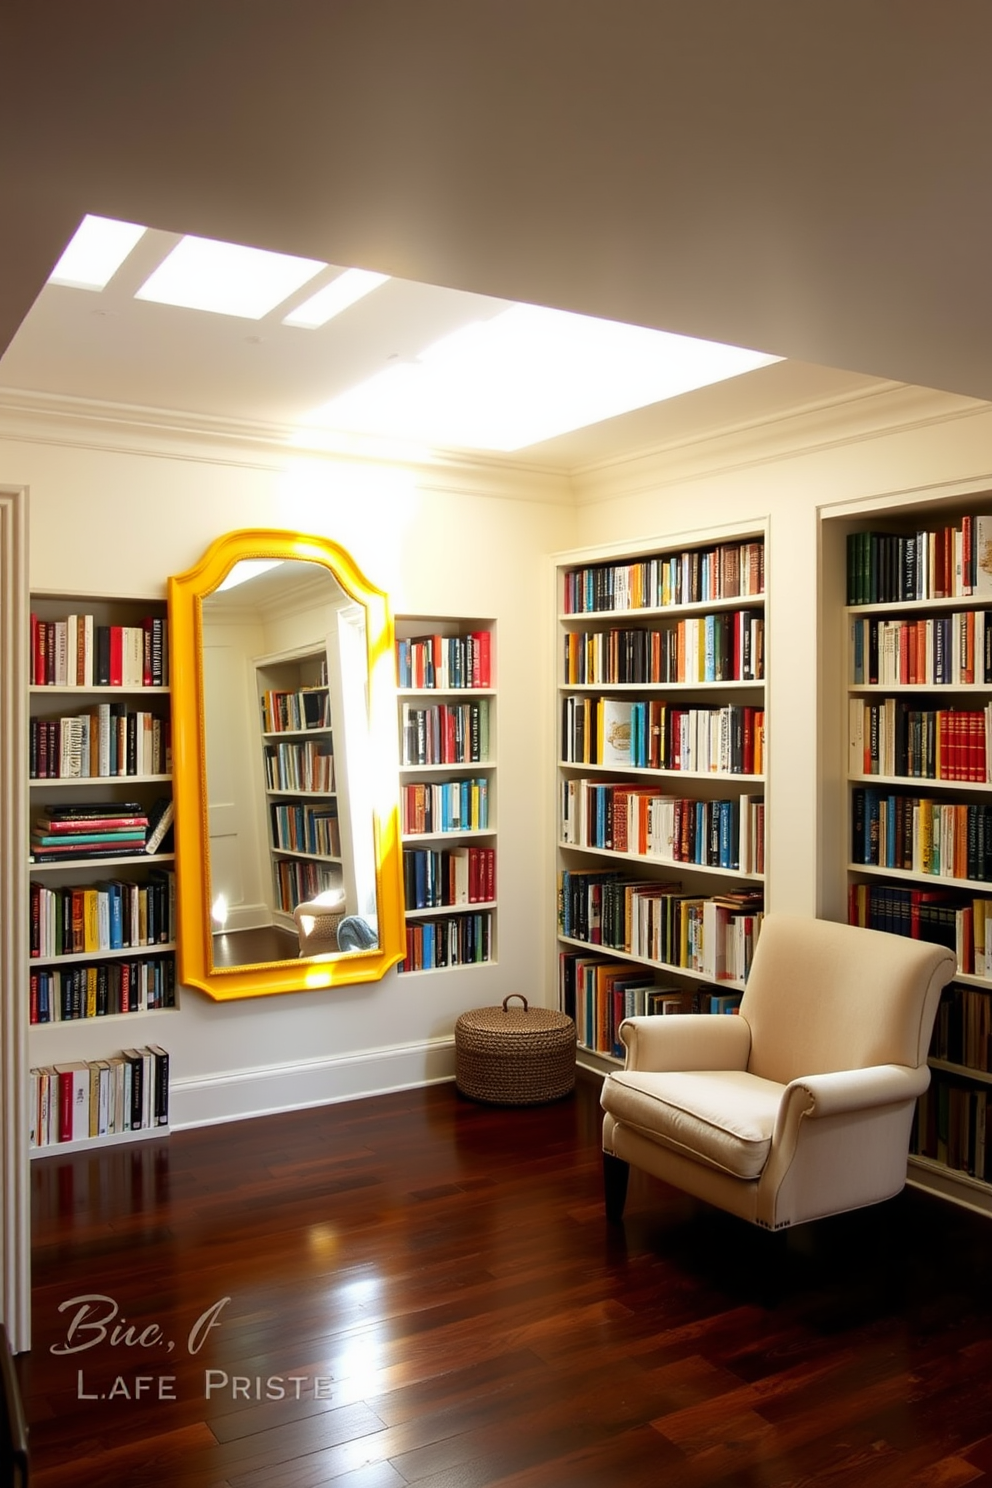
169,529 -> 405,998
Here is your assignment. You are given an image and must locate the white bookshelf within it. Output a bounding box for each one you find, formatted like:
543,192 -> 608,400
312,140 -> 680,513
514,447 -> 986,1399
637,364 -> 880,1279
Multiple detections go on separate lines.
825,495 -> 992,1217
553,526 -> 768,1071
395,616 -> 497,974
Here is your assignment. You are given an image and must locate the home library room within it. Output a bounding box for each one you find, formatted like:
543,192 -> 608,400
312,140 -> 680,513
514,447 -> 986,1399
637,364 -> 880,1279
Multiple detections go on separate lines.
821,489 -> 992,1216
27,591 -> 176,1155
395,615 -> 497,975
554,525 -> 767,1073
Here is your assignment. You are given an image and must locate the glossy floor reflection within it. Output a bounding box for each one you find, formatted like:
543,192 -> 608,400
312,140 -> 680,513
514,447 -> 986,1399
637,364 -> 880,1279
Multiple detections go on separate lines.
19,1077 -> 992,1487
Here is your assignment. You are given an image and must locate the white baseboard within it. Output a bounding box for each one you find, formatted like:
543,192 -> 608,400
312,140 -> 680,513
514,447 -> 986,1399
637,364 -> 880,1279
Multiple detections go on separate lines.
170,1036 -> 457,1129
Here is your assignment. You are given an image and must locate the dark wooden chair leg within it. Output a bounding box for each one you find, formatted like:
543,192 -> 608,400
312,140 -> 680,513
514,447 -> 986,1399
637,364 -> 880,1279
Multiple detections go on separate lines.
603,1152 -> 630,1223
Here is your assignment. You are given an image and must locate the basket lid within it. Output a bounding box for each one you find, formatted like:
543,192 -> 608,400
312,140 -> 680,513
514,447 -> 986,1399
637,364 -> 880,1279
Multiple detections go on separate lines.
457,994 -> 574,1035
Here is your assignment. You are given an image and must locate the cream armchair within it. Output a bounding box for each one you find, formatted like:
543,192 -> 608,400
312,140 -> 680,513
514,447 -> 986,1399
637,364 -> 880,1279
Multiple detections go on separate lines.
601,914 -> 955,1230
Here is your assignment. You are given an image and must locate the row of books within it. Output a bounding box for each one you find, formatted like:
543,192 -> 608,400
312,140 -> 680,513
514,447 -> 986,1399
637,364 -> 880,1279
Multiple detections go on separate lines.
273,859 -> 341,913
260,684 -> 330,734
559,953 -> 742,1056
912,1074 -> 991,1181
562,700 -> 765,776
30,870 -> 175,958
30,799 -> 174,863
847,883 -> 992,974
931,982 -> 992,1073
852,789 -> 992,881
850,611 -> 992,687
562,539 -> 765,615
562,613 -> 764,686
847,519 -> 992,606
263,739 -> 335,794
30,613 -> 169,688
400,700 -> 491,767
402,846 -> 495,909
270,801 -> 340,859
849,700 -> 992,782
557,870 -> 763,982
30,709 -> 170,780
560,780 -> 764,874
30,954 -> 177,1023
399,911 -> 493,972
29,1046 -> 169,1147
401,778 -> 490,836
396,631 -> 492,690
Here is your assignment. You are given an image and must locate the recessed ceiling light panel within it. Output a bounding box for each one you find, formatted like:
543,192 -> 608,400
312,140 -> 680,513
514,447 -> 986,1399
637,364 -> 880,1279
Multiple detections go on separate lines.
135,236 -> 325,319
307,304 -> 781,452
48,215 -> 148,291
283,267 -> 390,328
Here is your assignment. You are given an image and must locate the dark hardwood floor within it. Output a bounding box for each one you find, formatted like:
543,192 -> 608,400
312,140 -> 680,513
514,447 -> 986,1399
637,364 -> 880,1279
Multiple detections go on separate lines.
17,1075 -> 992,1487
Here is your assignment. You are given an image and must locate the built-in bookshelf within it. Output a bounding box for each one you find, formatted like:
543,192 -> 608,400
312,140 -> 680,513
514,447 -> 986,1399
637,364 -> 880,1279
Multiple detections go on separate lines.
395,617 -> 496,973
833,499 -> 992,1214
555,529 -> 768,1070
29,1043 -> 169,1157
27,592 -> 178,1151
254,645 -> 342,929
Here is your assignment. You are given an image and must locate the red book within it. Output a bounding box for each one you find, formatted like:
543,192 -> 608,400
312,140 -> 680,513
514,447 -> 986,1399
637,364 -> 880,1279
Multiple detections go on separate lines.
142,619 -> 154,686
31,613 -> 41,684
486,848 -> 495,902
109,626 -> 124,687
59,1070 -> 74,1143
742,708 -> 755,776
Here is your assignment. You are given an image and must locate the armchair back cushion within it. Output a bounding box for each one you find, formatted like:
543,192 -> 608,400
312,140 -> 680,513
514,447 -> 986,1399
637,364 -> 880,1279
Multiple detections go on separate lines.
741,915 -> 952,1086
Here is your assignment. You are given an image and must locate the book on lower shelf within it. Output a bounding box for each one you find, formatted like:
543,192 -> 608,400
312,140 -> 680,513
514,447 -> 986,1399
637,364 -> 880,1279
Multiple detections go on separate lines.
29,1044 -> 170,1149
399,910 -> 493,973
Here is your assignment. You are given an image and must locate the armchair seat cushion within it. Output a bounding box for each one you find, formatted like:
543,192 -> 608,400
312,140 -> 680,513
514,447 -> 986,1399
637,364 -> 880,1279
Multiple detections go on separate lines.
602,1068 -> 786,1180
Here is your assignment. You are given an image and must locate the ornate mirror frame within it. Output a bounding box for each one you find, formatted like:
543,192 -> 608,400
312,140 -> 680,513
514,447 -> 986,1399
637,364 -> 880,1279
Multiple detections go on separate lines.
169,528 -> 405,999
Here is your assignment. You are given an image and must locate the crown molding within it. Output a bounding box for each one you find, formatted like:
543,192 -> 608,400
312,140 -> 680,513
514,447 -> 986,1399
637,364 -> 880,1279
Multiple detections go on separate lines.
0,387 -> 574,508
568,381 -> 992,505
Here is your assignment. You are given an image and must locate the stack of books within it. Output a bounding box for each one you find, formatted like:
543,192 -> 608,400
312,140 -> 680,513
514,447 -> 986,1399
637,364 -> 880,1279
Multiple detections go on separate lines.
31,801 -> 149,861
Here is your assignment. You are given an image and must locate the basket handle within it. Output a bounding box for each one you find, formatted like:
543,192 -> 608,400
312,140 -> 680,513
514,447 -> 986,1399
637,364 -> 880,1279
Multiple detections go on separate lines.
502,994 -> 529,1013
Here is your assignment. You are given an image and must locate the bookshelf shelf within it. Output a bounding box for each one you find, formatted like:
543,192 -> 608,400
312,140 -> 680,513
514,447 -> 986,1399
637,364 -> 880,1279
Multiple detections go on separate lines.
30,684 -> 171,696
31,1123 -> 170,1161
30,852 -> 176,873
270,848 -> 342,865
847,862 -> 992,892
31,941 -> 177,969
403,899 -> 497,919
835,503 -> 992,1210
395,616 -> 497,974
558,841 -> 763,880
559,593 -> 765,623
851,774 -> 992,793
559,681 -> 763,694
555,528 -> 767,1062
557,934 -> 746,992
402,829 -> 496,844
31,774 -> 172,788
27,591 -> 176,1149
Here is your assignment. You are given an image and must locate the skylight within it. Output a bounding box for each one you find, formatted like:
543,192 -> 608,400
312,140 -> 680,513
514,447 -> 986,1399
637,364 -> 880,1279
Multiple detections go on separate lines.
283,268 -> 390,328
306,304 -> 781,452
136,236 -> 325,319
48,215 -> 147,291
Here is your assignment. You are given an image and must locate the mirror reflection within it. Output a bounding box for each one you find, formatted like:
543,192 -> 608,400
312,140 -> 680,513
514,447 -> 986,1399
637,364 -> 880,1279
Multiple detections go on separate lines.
201,558 -> 379,972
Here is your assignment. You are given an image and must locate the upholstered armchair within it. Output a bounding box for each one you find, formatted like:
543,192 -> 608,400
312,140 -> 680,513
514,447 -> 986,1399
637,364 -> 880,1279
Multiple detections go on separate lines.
601,914 -> 955,1230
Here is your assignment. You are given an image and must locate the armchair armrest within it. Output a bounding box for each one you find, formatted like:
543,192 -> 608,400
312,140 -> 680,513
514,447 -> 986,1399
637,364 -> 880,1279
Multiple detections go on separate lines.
619,1013 -> 752,1073
779,1062 -> 930,1124
772,1064 -> 931,1154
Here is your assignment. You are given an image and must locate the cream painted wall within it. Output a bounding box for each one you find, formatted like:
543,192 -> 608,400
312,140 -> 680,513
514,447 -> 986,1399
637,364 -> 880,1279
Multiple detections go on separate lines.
9,429 -> 575,1125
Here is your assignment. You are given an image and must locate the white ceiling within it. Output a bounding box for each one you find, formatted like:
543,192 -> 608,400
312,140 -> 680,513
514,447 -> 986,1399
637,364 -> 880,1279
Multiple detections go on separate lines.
0,223 -> 888,472
2,3 -> 991,473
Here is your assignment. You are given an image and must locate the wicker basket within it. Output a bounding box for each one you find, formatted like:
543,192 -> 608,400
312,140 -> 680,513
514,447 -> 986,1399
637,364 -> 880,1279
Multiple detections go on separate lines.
455,994 -> 576,1105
